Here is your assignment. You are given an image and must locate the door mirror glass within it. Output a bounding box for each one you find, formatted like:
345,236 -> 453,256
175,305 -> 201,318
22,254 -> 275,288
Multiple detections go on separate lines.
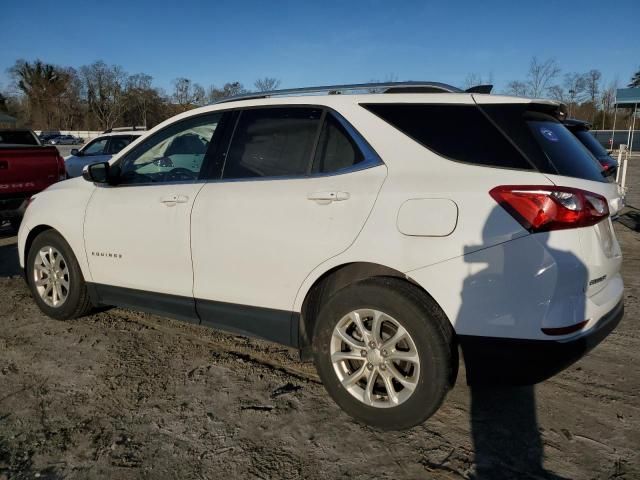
82,162 -> 110,184
70,148 -> 79,156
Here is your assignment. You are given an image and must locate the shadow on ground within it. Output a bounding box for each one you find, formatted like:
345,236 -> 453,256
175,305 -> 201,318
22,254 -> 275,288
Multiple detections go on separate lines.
0,225 -> 21,277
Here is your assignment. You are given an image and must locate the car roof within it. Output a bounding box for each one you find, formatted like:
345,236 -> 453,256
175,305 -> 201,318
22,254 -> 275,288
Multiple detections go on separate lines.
97,131 -> 145,138
562,118 -> 591,130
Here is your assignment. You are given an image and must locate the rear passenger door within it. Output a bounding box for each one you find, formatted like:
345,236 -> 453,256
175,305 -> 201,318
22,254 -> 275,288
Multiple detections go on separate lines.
190,107 -> 387,344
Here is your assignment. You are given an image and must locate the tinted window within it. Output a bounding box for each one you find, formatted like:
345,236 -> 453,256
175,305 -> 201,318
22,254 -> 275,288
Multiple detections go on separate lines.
364,104 -> 532,170
480,104 -> 607,183
0,130 -> 39,145
573,130 -> 609,158
118,113 -> 221,184
312,114 -> 364,173
83,138 -> 108,155
107,136 -> 135,155
222,107 -> 322,179
527,118 -> 607,182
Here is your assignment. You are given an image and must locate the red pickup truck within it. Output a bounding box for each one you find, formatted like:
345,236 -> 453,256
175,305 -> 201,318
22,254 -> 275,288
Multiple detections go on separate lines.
0,129 -> 66,230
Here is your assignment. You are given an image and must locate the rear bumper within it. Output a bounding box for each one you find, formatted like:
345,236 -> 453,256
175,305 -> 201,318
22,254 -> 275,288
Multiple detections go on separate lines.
459,299 -> 624,385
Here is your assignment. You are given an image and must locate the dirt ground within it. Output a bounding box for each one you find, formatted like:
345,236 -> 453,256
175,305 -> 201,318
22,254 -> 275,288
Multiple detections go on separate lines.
1,161 -> 639,480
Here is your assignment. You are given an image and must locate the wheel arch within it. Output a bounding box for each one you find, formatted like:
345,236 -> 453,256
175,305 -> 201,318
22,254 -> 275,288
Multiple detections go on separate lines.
297,261 -> 455,358
23,224 -> 55,274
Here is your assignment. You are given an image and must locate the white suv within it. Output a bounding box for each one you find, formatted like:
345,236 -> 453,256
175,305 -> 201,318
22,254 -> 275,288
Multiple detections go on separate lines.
17,83 -> 624,430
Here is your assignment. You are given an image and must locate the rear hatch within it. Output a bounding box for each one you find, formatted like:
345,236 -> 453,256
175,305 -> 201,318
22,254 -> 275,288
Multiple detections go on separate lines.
476,98 -> 623,299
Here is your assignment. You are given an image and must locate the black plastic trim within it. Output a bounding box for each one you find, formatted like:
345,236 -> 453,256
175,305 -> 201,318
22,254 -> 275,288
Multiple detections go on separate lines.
197,298 -> 299,347
459,300 -> 624,386
87,283 -> 299,347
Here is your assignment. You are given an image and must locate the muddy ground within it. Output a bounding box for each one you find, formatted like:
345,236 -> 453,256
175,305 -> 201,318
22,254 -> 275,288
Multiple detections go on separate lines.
1,161 -> 639,480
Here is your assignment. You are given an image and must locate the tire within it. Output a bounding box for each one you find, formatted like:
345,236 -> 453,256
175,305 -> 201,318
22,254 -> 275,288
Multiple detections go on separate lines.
312,277 -> 456,430
26,230 -> 93,320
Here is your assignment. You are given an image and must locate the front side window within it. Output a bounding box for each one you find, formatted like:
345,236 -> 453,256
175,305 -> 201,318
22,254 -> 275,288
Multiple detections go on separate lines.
222,107 -> 322,179
82,138 -> 108,156
118,113 -> 222,184
107,135 -> 136,155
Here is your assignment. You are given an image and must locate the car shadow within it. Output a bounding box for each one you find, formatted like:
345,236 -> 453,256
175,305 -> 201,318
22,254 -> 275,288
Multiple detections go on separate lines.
616,207 -> 640,233
457,206 -> 583,479
0,225 -> 21,278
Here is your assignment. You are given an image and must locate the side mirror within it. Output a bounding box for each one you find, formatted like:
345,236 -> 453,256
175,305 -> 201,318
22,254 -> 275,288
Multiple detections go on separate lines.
153,156 -> 174,168
70,148 -> 80,156
82,162 -> 110,184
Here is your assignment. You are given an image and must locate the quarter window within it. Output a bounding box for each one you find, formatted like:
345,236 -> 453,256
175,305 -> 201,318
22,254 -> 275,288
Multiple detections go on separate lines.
222,107 -> 322,179
364,103 -> 532,170
118,113 -> 222,184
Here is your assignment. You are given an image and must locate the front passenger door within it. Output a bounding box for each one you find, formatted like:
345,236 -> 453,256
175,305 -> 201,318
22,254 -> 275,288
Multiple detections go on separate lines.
83,112 -> 226,319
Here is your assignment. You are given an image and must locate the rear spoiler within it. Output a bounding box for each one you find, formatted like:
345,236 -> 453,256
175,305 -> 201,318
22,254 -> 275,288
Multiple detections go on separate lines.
465,84 -> 493,94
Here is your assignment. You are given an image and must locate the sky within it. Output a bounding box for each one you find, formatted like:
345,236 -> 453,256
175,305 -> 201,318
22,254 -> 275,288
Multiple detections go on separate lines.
1,0 -> 638,94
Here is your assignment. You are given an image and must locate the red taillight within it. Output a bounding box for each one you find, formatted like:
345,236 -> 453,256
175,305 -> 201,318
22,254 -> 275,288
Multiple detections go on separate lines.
490,185 -> 609,232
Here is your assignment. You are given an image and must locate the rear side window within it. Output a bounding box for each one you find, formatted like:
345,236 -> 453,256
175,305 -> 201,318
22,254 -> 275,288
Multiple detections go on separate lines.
0,130 -> 39,145
480,105 -> 607,183
222,107 -> 322,179
312,114 -> 364,174
363,104 -> 532,170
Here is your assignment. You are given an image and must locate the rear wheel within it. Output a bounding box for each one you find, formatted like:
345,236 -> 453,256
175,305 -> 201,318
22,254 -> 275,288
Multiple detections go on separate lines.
26,230 -> 93,320
312,277 -> 456,430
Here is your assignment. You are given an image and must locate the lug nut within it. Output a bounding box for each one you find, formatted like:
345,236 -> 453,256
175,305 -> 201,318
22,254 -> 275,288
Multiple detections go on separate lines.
367,363 -> 373,370
368,341 -> 376,349
381,350 -> 388,357
380,365 -> 387,371
360,350 -> 367,357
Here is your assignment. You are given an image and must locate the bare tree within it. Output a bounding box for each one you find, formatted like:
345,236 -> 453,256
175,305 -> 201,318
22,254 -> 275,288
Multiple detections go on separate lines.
548,85 -> 566,102
563,73 -> 586,116
254,77 -> 281,92
463,73 -> 483,90
504,80 -> 529,97
207,82 -> 247,102
80,61 -> 128,129
526,57 -> 560,97
172,78 -> 205,111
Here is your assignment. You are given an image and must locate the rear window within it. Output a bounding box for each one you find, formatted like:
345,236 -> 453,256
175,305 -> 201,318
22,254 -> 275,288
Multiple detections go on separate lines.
363,104 -> 532,170
573,130 -> 609,158
0,130 -> 39,146
480,105 -> 608,183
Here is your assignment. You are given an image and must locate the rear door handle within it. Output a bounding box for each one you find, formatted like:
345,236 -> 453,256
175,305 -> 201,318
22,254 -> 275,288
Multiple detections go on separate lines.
160,194 -> 189,206
307,191 -> 350,204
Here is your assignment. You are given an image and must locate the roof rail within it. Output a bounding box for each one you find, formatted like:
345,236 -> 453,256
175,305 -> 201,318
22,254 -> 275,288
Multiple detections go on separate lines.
102,126 -> 147,134
212,81 -> 464,104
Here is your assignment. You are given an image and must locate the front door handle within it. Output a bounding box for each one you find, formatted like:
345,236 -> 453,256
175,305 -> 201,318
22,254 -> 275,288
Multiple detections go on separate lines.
307,191 -> 350,204
160,194 -> 189,206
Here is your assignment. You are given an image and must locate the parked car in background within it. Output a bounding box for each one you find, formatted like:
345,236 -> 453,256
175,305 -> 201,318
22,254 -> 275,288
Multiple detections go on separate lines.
17,83 -> 624,430
64,129 -> 145,177
0,129 -> 66,230
47,135 -> 83,145
38,132 -> 61,144
563,119 -> 618,176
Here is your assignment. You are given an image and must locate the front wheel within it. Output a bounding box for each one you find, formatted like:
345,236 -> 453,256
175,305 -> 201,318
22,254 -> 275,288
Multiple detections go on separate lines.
312,277 -> 456,430
26,230 -> 93,320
